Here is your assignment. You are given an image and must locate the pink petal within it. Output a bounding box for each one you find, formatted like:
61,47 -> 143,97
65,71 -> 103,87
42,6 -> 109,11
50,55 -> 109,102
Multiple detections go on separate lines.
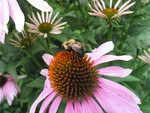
29,88 -> 53,113
40,69 -> 49,77
97,66 -> 132,77
3,81 -> 18,105
0,0 -> 9,28
42,54 -> 53,65
87,96 -> 104,113
0,88 -> 4,104
74,100 -> 82,113
90,41 -> 114,61
7,0 -> 25,32
44,79 -> 50,89
0,29 -> 6,44
65,100 -> 74,113
94,86 -> 142,113
39,92 -> 56,113
27,0 -> 53,12
50,30 -> 62,34
94,55 -> 133,65
98,78 -> 141,104
81,99 -> 92,113
17,75 -> 27,79
49,96 -> 62,113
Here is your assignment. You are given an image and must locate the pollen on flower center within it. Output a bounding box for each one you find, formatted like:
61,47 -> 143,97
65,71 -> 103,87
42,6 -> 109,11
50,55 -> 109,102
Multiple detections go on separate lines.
48,50 -> 98,100
38,22 -> 52,33
0,75 -> 7,87
102,8 -> 118,17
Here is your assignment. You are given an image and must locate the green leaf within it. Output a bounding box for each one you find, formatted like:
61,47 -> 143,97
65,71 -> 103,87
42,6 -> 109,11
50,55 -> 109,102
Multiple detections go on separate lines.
108,75 -> 140,82
82,30 -> 97,44
140,104 -> 150,113
27,76 -> 45,89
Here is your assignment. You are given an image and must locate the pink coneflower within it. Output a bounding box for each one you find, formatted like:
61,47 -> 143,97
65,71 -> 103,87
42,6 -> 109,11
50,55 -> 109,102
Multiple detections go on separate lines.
0,74 -> 20,105
30,41 -> 142,113
26,11 -> 67,38
138,48 -> 150,64
89,0 -> 135,19
0,0 -> 52,44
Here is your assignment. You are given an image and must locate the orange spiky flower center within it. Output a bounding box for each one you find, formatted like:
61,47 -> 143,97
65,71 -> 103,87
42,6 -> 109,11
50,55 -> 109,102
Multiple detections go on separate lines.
0,75 -> 7,87
38,22 -> 52,33
102,8 -> 118,18
48,50 -> 98,100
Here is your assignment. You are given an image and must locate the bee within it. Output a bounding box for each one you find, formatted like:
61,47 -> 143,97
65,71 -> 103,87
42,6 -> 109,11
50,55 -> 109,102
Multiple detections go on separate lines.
62,39 -> 89,58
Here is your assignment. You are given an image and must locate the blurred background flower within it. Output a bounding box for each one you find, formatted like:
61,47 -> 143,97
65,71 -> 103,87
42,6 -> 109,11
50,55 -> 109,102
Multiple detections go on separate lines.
26,11 -> 67,38
0,74 -> 20,105
88,0 -> 135,19
0,0 -> 52,44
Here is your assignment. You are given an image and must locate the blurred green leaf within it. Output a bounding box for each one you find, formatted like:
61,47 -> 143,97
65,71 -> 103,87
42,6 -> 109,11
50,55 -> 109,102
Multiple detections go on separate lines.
27,76 -> 45,89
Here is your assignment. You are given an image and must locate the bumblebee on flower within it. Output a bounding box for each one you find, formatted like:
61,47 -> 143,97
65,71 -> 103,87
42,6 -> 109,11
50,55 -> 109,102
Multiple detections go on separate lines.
29,40 -> 142,113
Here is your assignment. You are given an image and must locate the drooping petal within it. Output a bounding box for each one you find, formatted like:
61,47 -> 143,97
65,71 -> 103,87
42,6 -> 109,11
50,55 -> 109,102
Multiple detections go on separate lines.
0,0 -> 9,29
81,99 -> 92,113
0,0 -> 9,44
42,54 -> 53,65
27,0 -> 53,12
114,0 -> 122,9
39,92 -> 56,113
94,55 -> 133,65
97,66 -> 132,77
0,29 -> 6,44
40,69 -> 49,77
29,88 -> 53,113
0,88 -> 4,104
74,100 -> 82,113
86,96 -> 104,113
94,85 -> 142,113
3,81 -> 18,105
7,0 -> 25,32
98,78 -> 141,104
44,79 -> 50,89
65,100 -> 74,113
90,41 -> 114,61
49,96 -> 62,113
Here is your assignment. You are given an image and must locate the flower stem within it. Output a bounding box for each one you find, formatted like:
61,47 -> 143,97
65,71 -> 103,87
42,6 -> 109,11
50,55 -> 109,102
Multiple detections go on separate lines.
46,37 -> 54,55
37,38 -> 53,55
108,23 -> 113,41
29,51 -> 42,70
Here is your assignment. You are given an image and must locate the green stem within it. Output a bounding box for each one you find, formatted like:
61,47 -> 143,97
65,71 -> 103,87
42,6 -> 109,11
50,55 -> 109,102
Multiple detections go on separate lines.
46,37 -> 54,55
59,0 -> 63,6
108,24 -> 113,41
37,38 -> 53,55
77,0 -> 88,29
73,1 -> 82,30
29,51 -> 42,70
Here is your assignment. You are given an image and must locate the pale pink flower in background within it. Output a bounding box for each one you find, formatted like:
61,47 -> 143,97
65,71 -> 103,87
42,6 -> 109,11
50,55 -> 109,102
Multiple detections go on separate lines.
30,41 -> 142,113
89,0 -> 135,19
0,0 -> 52,44
0,74 -> 20,105
26,11 -> 67,38
138,48 -> 150,64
